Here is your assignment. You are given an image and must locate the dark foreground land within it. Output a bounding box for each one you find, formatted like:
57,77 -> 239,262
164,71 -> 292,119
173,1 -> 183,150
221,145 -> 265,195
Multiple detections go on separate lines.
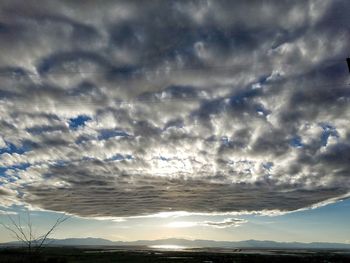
1,247 -> 350,263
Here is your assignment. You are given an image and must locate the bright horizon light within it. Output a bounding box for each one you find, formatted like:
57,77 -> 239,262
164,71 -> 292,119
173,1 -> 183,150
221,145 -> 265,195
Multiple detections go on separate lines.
166,221 -> 198,228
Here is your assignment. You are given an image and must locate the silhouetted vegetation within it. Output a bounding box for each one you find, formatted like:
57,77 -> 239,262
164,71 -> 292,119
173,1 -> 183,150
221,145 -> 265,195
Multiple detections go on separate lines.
0,210 -> 69,253
1,247 -> 350,263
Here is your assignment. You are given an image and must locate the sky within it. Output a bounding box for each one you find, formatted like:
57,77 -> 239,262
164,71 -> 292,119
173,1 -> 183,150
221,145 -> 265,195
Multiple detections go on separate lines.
0,0 -> 350,244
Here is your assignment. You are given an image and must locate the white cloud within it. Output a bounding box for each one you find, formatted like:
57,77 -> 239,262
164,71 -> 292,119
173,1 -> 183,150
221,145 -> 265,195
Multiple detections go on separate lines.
0,0 -> 349,218
166,218 -> 248,228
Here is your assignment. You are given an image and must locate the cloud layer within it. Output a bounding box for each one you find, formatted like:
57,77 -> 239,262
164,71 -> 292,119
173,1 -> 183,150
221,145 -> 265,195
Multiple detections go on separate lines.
166,218 -> 247,228
0,0 -> 350,218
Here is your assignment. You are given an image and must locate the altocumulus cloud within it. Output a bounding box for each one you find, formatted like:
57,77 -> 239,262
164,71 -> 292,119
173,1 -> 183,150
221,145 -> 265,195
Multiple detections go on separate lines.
202,218 -> 247,228
167,218 -> 247,228
0,0 -> 350,218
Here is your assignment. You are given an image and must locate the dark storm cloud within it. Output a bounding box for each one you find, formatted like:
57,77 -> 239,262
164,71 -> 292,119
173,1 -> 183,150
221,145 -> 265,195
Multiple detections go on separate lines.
0,0 -> 350,218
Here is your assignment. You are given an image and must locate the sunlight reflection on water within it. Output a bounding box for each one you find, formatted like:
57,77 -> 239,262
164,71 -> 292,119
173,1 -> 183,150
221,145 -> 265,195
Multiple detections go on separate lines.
149,244 -> 187,250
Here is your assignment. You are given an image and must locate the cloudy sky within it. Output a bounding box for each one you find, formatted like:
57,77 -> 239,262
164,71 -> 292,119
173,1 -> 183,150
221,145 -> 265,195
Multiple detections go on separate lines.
1,0 -> 350,243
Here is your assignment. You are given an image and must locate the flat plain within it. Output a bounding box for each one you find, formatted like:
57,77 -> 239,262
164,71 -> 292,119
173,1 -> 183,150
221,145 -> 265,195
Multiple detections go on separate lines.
1,247 -> 350,263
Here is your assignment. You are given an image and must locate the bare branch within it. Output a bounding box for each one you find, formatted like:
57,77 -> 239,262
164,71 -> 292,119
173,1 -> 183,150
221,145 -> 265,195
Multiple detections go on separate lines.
0,222 -> 27,245
26,209 -> 33,242
26,210 -> 33,251
1,210 -> 69,253
36,214 -> 70,249
6,214 -> 29,243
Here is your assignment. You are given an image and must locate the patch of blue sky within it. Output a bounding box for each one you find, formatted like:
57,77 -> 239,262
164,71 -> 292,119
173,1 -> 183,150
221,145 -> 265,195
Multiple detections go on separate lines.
220,136 -> 230,146
0,141 -> 32,155
97,129 -> 130,140
159,156 -> 171,161
157,156 -> 188,164
50,159 -> 71,168
163,119 -> 184,131
319,123 -> 339,146
255,105 -> 270,117
290,135 -> 304,148
245,198 -> 350,223
75,135 -> 95,145
228,88 -> 261,107
105,154 -> 133,162
256,74 -> 270,85
221,88 -> 268,116
26,125 -> 64,135
262,162 -> 273,171
251,74 -> 271,89
68,115 -> 92,129
0,163 -> 30,184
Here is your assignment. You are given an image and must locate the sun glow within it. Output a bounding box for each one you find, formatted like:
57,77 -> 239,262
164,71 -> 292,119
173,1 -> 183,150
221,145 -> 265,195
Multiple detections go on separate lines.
166,221 -> 198,228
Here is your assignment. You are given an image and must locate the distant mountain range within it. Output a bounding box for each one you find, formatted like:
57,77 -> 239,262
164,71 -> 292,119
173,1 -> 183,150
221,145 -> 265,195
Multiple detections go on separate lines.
2,237 -> 350,249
